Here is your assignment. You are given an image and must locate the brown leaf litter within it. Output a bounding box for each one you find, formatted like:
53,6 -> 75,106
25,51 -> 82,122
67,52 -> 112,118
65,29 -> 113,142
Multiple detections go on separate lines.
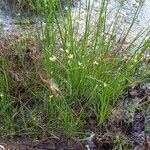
39,74 -> 60,97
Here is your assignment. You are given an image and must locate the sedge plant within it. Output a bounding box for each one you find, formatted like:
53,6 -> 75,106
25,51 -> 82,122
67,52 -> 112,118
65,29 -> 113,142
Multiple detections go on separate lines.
42,0 -> 150,135
0,0 -> 149,139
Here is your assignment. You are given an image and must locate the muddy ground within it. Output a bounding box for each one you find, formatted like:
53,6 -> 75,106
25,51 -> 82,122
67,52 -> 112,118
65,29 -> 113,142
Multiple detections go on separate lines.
0,0 -> 150,150
0,46 -> 149,149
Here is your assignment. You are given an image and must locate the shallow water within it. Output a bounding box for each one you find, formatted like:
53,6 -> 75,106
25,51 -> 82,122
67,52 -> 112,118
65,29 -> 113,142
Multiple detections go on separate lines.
71,0 -> 150,38
0,0 -> 150,36
0,1 -> 12,29
0,0 -> 41,36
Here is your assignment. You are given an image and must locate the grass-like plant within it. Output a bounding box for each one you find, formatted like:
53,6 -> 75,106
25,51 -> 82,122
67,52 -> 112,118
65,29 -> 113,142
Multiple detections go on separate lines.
11,0 -> 61,13
0,0 -> 149,140
42,0 -> 149,133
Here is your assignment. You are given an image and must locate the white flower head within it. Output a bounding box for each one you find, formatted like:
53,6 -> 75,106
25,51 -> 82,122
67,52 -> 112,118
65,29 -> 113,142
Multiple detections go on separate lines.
93,61 -> 99,65
122,56 -> 129,62
133,2 -> 140,8
65,6 -> 68,11
104,83 -> 107,87
145,36 -> 150,41
49,95 -> 53,99
66,49 -> 69,54
68,54 -> 74,59
78,62 -> 82,66
0,93 -> 4,97
49,55 -> 57,62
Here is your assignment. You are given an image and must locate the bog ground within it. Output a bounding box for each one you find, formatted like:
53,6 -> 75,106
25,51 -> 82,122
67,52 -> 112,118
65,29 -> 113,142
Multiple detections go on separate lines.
0,0 -> 150,150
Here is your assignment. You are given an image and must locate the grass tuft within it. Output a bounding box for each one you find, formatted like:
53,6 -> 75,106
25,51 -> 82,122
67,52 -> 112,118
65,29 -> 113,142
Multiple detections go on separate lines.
0,0 -> 149,140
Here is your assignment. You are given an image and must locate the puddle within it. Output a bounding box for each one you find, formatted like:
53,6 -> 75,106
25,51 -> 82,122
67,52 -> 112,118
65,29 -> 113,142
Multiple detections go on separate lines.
71,0 -> 150,38
0,0 -> 150,36
0,1 -> 13,32
0,0 -> 43,36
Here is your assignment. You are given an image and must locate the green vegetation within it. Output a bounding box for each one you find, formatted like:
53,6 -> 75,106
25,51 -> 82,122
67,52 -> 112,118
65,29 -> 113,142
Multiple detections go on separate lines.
0,0 -> 149,144
11,0 -> 61,13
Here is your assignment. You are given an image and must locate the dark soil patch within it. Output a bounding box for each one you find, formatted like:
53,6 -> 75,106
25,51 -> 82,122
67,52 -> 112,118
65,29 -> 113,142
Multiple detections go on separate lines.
84,82 -> 150,150
1,136 -> 85,150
